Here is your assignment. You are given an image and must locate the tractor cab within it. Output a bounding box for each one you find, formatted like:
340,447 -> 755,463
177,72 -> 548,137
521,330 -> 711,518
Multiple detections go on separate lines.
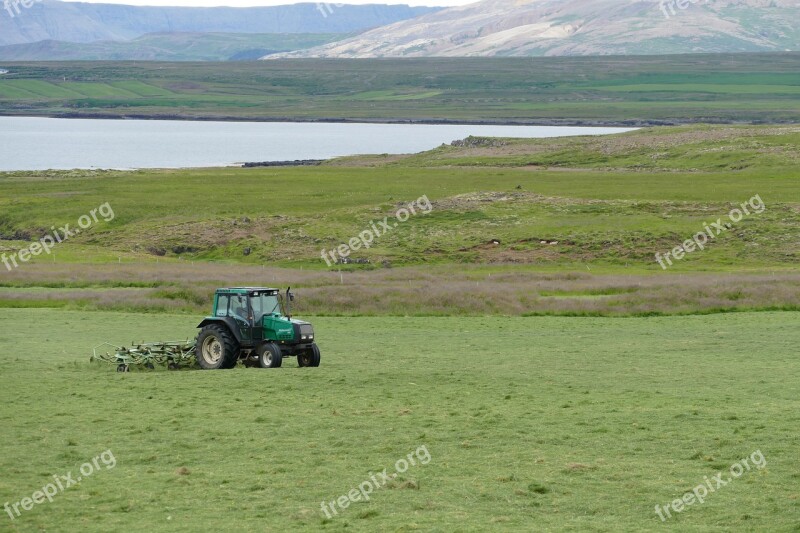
212,288 -> 284,341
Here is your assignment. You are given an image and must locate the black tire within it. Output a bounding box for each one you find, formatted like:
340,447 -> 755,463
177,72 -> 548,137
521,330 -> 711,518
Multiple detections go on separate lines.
258,343 -> 282,368
116,364 -> 129,372
145,362 -> 155,370
298,344 -> 321,367
168,362 -> 179,371
196,324 -> 240,370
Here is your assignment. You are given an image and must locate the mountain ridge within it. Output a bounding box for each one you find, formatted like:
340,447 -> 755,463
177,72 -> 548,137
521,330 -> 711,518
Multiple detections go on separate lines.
0,1 -> 439,47
0,32 -> 349,61
267,0 -> 800,58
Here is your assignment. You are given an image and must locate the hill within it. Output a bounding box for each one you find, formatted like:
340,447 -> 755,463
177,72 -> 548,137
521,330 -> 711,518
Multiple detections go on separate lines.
270,0 -> 800,58
0,33 -> 348,61
0,1 -> 438,47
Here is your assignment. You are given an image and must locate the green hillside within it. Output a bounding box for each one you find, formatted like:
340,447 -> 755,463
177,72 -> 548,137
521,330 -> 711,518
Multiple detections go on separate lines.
0,124 -> 797,316
0,54 -> 798,123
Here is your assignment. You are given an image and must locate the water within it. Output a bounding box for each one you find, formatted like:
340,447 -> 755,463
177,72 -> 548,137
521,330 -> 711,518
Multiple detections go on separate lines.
0,117 -> 635,171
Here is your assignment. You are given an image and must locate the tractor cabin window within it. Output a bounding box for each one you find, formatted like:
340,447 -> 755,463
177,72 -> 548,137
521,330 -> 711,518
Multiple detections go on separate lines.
251,293 -> 281,323
216,295 -> 229,317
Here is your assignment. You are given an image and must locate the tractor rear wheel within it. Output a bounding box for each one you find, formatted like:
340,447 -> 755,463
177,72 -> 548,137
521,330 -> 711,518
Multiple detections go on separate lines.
196,325 -> 239,370
298,344 -> 321,367
258,343 -> 282,368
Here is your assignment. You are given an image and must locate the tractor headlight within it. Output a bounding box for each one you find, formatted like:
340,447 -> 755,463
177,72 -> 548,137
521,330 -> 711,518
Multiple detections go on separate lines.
299,324 -> 314,341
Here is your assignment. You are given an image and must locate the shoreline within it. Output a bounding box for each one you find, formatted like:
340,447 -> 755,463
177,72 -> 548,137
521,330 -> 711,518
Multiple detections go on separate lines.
0,112 -> 765,128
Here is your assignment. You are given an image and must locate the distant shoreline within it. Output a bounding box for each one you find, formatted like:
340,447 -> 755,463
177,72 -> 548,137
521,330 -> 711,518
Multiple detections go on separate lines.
0,112 -> 699,128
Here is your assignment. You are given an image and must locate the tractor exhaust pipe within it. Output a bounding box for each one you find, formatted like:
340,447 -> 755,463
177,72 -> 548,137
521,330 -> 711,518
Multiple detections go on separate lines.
286,287 -> 292,319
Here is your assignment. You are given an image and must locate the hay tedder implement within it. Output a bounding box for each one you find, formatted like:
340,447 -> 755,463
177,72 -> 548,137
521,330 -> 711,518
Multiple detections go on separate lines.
91,287 -> 320,371
91,340 -> 198,372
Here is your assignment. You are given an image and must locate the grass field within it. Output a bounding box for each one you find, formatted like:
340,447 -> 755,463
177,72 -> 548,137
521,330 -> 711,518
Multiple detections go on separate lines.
0,54 -> 798,123
0,309 -> 798,531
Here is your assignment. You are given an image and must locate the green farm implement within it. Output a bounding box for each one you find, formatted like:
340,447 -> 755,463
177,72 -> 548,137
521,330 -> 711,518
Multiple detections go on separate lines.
91,340 -> 197,372
91,287 -> 321,371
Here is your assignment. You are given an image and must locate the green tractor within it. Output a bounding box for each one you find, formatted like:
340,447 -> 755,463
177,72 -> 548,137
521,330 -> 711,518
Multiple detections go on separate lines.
195,287 -> 320,370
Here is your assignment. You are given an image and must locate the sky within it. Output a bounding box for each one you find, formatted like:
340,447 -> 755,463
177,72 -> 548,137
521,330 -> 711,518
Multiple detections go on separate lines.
60,0 -> 469,7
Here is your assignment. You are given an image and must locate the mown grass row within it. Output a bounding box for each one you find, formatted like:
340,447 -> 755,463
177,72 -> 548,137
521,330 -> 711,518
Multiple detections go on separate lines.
1,265 -> 798,317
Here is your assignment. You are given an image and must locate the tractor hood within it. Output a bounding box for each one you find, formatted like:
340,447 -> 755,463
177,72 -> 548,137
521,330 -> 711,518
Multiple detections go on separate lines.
261,314 -> 314,343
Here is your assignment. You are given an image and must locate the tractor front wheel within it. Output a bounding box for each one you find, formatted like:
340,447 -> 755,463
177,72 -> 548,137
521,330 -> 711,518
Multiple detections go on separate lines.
258,343 -> 282,368
196,325 -> 239,370
298,344 -> 321,367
